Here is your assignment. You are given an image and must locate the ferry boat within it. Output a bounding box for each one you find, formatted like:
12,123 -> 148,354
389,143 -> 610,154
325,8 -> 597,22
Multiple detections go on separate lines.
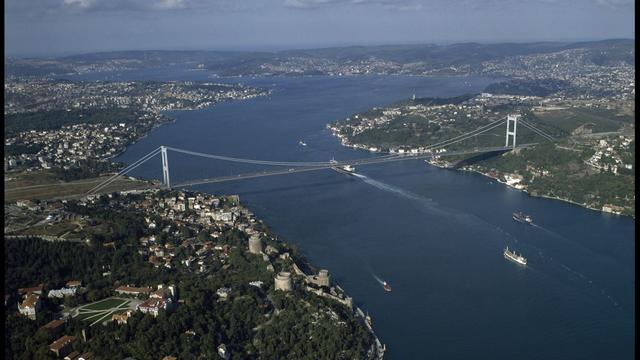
512,211 -> 533,224
341,165 -> 355,173
330,158 -> 356,175
298,140 -> 307,146
504,246 -> 527,266
333,164 -> 355,174
383,281 -> 392,292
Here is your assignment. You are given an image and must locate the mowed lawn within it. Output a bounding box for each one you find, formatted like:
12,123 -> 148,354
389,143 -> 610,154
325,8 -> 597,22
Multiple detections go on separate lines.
83,298 -> 128,311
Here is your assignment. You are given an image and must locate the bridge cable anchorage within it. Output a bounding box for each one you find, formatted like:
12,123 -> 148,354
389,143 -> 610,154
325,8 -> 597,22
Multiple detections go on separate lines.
520,119 -> 555,139
519,120 -> 556,141
85,147 -> 161,195
87,148 -> 161,195
518,118 -> 555,139
519,120 -> 555,142
86,148 -> 160,195
425,118 -> 505,150
426,119 -> 506,151
424,118 -> 506,151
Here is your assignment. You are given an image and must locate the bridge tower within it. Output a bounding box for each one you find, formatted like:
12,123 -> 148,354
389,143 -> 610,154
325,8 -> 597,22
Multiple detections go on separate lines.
161,146 -> 171,189
505,114 -> 520,149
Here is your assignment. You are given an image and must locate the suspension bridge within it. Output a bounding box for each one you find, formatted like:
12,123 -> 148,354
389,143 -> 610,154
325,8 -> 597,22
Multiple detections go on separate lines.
86,114 -> 556,195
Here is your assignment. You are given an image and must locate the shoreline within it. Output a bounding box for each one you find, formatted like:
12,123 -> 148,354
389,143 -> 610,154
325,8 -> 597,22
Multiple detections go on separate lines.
426,160 -> 634,218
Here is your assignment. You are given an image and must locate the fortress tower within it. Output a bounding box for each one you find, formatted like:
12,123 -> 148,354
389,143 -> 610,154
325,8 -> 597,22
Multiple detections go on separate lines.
248,234 -> 263,254
274,272 -> 292,291
312,269 -> 330,288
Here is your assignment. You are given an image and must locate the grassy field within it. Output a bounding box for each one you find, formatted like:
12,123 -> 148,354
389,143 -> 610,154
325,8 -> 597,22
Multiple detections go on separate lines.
75,311 -> 107,322
20,222 -> 79,237
74,297 -> 133,326
83,298 -> 129,311
4,170 -> 157,203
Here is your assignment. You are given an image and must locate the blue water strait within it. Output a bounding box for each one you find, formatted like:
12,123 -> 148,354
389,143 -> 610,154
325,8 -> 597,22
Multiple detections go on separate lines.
66,70 -> 634,359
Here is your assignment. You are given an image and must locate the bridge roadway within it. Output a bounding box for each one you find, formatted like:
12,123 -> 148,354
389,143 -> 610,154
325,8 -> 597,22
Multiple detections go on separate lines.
173,143 -> 536,188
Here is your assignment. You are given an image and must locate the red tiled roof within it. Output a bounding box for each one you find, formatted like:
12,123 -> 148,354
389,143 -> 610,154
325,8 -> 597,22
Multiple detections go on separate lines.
64,351 -> 80,360
39,319 -> 65,332
139,297 -> 166,310
19,293 -> 40,309
49,335 -> 75,351
77,352 -> 94,360
115,286 -> 152,294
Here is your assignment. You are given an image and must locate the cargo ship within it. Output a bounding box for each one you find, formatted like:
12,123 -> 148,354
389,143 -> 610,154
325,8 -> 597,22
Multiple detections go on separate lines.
512,211 -> 533,224
383,281 -> 392,292
504,246 -> 527,266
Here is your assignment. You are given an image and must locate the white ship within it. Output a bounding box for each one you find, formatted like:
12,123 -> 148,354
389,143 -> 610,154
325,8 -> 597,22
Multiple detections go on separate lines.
332,163 -> 356,175
512,211 -> 533,224
298,140 -> 307,146
504,246 -> 527,266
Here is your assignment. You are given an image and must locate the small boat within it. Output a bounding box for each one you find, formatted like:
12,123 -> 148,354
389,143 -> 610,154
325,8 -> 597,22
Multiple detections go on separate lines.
365,311 -> 372,326
383,281 -> 392,292
512,211 -> 533,224
504,246 -> 527,266
298,140 -> 307,146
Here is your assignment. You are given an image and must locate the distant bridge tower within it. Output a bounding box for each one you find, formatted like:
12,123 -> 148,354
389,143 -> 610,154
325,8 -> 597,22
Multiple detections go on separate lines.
505,114 -> 520,148
161,146 -> 171,189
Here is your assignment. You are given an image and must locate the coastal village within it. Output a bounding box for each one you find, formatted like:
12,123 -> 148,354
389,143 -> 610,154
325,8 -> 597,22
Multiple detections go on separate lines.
328,64 -> 635,216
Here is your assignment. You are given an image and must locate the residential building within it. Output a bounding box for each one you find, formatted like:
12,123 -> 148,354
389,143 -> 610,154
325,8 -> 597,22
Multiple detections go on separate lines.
49,335 -> 75,357
18,293 -> 41,319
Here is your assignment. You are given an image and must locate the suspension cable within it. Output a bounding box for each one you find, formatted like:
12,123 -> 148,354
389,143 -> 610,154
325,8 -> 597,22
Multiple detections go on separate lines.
425,117 -> 506,150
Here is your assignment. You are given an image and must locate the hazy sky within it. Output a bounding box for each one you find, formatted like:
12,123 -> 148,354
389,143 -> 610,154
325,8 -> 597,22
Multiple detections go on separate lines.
4,0 -> 635,56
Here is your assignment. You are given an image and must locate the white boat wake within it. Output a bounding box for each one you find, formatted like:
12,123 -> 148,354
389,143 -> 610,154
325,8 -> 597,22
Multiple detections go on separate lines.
351,173 -> 445,212
351,172 -> 518,240
371,273 -> 385,286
